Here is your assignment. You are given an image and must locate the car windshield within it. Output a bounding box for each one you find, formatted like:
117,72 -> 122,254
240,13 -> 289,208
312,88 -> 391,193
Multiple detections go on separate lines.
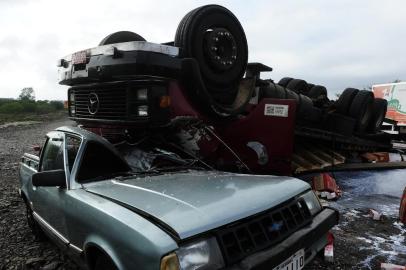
115,140 -> 209,173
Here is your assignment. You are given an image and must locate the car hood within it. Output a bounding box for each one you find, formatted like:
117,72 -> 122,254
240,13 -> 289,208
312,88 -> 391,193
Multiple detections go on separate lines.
84,170 -> 310,239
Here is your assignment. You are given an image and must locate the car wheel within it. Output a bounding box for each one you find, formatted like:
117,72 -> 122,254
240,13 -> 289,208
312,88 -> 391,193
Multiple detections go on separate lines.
277,77 -> 293,88
94,255 -> 118,270
24,199 -> 45,240
99,31 -> 146,46
335,88 -> 359,115
286,79 -> 309,94
175,5 -> 248,89
367,98 -> 388,133
348,90 -> 374,133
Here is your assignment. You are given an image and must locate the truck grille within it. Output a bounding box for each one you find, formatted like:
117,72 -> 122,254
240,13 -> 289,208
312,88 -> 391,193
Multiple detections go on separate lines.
71,87 -> 127,120
217,198 -> 312,265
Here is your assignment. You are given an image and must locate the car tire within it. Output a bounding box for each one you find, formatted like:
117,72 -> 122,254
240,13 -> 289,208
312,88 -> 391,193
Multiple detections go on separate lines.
99,31 -> 146,46
335,88 -> 359,115
348,90 -> 374,133
323,112 -> 356,136
308,85 -> 327,99
24,199 -> 45,240
175,5 -> 248,89
94,255 -> 118,270
286,79 -> 309,94
367,98 -> 388,133
277,77 -> 293,88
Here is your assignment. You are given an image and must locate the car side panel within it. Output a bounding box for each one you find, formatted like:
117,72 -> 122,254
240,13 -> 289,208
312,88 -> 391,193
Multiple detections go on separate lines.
64,189 -> 178,270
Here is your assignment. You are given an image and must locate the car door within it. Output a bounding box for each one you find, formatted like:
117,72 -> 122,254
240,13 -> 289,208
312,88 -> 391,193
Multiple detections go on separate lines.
31,131 -> 70,249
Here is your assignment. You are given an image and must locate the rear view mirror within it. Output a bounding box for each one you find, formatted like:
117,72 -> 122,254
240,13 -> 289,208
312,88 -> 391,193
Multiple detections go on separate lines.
32,169 -> 66,187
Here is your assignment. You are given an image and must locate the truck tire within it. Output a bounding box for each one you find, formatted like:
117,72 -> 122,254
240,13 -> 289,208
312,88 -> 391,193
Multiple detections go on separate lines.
348,90 -> 374,133
175,5 -> 248,91
308,85 -> 327,99
335,88 -> 359,115
286,79 -> 309,94
324,112 -> 356,136
367,98 -> 388,133
98,31 -> 146,45
277,77 -> 293,88
259,82 -> 286,99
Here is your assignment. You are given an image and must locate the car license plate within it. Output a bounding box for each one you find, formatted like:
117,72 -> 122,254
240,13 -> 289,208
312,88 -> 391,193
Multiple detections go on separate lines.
272,249 -> 305,270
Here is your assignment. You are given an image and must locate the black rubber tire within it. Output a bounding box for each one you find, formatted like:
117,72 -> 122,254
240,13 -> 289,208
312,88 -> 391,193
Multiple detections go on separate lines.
99,31 -> 146,46
259,82 -> 286,99
24,199 -> 45,240
367,98 -> 388,133
286,79 -> 309,94
308,85 -> 327,99
277,77 -> 293,88
335,88 -> 359,115
94,255 -> 118,270
348,90 -> 374,133
307,83 -> 315,92
323,112 -> 356,136
175,5 -> 248,88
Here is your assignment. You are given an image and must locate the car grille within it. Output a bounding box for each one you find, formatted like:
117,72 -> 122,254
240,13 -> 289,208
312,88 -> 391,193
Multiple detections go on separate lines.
71,87 -> 127,120
217,198 -> 312,265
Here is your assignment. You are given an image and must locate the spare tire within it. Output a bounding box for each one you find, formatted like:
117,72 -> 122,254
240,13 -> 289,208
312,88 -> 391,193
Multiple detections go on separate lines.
175,5 -> 248,91
286,79 -> 309,94
99,31 -> 146,45
335,88 -> 359,115
367,98 -> 388,133
308,85 -> 327,99
278,77 -> 293,88
348,90 -> 374,133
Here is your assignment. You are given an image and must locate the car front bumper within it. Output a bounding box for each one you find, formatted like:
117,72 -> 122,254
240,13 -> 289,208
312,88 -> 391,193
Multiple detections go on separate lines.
227,207 -> 339,270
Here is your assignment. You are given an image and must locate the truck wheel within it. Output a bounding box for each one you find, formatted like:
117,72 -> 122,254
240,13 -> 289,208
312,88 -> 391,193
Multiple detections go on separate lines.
99,31 -> 146,45
94,255 -> 118,270
308,85 -> 327,99
348,90 -> 374,133
175,5 -> 248,89
277,77 -> 293,88
24,200 -> 45,240
367,98 -> 388,133
286,79 -> 309,94
335,88 -> 358,115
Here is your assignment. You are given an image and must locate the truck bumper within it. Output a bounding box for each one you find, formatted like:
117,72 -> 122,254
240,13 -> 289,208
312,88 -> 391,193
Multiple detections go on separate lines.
227,208 -> 339,270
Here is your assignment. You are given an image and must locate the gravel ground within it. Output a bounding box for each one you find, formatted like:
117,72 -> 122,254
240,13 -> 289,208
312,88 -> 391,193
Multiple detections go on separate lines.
0,117 -> 405,270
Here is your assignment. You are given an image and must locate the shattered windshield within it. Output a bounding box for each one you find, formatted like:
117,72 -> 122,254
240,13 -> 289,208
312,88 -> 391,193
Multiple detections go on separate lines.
115,140 -> 209,173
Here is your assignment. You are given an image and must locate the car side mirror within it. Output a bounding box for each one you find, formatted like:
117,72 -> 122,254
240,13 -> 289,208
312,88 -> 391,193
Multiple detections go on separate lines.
32,169 -> 66,187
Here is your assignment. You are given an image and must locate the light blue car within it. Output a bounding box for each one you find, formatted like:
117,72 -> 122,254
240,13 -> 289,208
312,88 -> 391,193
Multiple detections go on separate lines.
19,126 -> 338,270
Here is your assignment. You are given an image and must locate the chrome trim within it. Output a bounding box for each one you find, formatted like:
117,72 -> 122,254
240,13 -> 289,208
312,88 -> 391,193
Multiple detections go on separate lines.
21,162 -> 38,173
62,41 -> 179,61
69,243 -> 83,254
33,212 -> 69,244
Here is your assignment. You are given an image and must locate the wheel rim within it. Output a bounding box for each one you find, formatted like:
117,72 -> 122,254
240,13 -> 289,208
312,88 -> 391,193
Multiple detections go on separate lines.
203,28 -> 237,71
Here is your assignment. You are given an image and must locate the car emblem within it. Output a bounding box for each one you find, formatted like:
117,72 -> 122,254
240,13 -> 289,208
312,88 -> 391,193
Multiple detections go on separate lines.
87,93 -> 100,115
268,221 -> 284,232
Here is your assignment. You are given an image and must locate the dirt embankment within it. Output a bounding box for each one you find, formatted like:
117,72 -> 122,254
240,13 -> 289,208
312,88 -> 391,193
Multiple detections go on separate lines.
0,117 -> 405,270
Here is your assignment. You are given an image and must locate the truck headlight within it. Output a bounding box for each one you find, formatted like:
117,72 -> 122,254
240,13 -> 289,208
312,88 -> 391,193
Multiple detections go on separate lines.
300,190 -> 322,216
161,238 -> 225,270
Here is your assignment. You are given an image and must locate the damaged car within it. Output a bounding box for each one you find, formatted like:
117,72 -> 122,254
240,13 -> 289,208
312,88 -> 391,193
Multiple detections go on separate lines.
19,126 -> 338,270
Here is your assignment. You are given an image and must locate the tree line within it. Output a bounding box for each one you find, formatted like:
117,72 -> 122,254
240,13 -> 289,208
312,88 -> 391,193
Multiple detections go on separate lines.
0,88 -> 64,114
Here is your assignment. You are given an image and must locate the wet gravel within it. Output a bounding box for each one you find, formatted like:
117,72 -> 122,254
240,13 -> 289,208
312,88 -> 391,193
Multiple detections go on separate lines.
0,117 -> 405,270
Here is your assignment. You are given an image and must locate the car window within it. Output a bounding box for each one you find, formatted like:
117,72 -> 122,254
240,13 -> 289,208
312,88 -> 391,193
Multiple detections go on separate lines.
40,137 -> 64,171
76,141 -> 130,182
66,135 -> 81,172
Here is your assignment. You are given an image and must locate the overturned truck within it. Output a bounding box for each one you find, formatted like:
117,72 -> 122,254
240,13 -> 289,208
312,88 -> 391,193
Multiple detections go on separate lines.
58,4 -> 399,176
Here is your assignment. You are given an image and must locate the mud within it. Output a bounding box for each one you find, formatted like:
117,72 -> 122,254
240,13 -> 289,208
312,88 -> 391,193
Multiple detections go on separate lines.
0,117 -> 405,269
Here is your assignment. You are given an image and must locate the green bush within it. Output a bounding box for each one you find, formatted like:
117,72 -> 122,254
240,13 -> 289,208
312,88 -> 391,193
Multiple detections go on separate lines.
0,102 -> 24,114
49,100 -> 64,110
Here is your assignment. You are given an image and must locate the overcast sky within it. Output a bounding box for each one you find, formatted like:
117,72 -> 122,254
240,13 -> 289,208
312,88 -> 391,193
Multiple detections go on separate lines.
0,0 -> 405,100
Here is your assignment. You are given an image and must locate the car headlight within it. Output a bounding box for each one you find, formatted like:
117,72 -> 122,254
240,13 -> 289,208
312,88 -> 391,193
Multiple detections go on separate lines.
300,190 -> 322,216
161,238 -> 225,270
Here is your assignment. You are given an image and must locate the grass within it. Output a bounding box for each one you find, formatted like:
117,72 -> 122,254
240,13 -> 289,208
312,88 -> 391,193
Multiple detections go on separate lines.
0,110 -> 68,125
